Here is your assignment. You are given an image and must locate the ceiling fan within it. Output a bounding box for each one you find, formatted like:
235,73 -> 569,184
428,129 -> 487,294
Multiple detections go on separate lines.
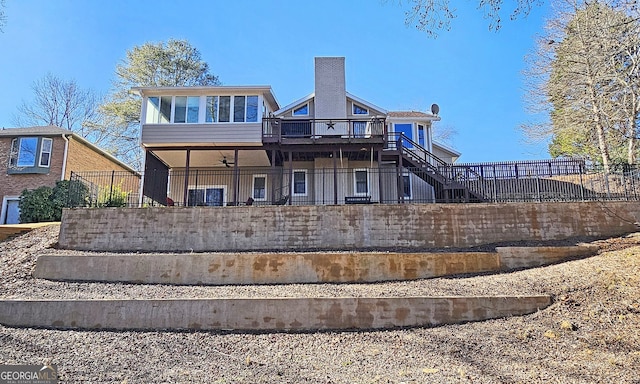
220,156 -> 235,168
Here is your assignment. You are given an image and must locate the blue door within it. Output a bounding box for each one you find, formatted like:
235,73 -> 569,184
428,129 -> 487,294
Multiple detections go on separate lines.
394,123 -> 413,148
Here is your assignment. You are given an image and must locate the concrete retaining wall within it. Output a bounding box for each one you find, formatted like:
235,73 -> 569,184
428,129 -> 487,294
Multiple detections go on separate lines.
34,246 -> 599,285
0,296 -> 552,331
34,252 -> 499,285
58,202 -> 640,252
497,245 -> 600,270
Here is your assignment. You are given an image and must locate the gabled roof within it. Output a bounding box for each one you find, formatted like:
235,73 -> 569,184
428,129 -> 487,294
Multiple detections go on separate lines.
274,92 -> 315,116
0,126 -> 137,173
346,92 -> 388,115
274,92 -> 388,116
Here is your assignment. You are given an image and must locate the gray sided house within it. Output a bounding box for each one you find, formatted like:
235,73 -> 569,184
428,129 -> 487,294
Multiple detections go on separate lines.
134,57 -> 475,207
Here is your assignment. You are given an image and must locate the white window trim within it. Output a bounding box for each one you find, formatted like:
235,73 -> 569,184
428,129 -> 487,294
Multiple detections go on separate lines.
187,184 -> 227,206
402,173 -> 413,200
252,174 -> 268,201
352,103 -> 369,116
292,103 -> 309,117
353,168 -> 370,196
292,169 -> 308,196
39,138 -> 53,168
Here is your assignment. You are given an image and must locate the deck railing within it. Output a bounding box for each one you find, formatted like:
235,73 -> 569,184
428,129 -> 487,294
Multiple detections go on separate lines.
262,117 -> 385,141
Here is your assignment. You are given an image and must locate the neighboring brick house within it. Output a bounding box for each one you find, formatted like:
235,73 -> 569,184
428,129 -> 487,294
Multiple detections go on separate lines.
0,126 -> 136,224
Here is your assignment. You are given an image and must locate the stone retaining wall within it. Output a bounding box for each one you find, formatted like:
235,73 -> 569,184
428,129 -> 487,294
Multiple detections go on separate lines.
58,202 -> 640,252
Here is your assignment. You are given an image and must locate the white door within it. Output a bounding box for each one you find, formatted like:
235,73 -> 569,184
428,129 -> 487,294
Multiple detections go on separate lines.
5,199 -> 20,224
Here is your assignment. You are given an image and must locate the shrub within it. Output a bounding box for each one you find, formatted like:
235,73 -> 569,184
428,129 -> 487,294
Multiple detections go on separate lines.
19,186 -> 56,223
97,184 -> 129,207
19,180 -> 90,223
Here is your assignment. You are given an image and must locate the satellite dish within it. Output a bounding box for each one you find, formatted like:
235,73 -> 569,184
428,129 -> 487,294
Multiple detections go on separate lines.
431,103 -> 440,115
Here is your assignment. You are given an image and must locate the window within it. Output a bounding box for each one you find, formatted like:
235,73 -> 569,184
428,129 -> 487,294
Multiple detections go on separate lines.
146,95 -> 259,124
188,186 -> 225,206
8,137 -> 53,173
293,170 -> 307,196
39,138 -> 52,167
403,174 -> 412,199
246,95 -> 259,122
10,137 -> 38,167
252,175 -> 267,200
293,104 -> 309,116
218,96 -> 231,122
174,96 -> 200,123
146,97 -> 161,123
417,124 -> 426,148
354,169 -> 369,195
234,96 -> 246,122
353,104 -> 368,115
206,96 -> 218,123
160,96 -> 172,123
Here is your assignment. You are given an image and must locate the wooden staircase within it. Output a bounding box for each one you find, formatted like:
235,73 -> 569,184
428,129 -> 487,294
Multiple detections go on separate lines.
387,133 -> 486,202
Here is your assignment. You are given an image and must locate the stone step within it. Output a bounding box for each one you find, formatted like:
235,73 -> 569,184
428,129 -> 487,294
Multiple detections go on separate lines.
0,296 -> 551,331
34,246 -> 599,285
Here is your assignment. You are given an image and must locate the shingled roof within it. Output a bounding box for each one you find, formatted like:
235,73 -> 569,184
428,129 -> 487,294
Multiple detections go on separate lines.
387,111 -> 437,118
0,125 -> 73,137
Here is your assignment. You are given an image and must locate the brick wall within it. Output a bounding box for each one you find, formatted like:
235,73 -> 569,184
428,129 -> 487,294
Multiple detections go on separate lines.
0,136 -> 65,204
65,137 -> 133,179
59,201 -> 640,252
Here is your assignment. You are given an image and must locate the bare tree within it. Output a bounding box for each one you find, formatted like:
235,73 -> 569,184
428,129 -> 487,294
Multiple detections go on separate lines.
13,74 -> 103,137
13,73 -> 138,168
0,0 -> 6,32
522,0 -> 640,171
393,0 -> 544,37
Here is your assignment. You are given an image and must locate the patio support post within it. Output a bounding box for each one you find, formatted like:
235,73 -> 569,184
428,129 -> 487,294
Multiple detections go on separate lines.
288,151 -> 293,205
233,149 -> 239,206
333,150 -> 338,205
377,149 -> 384,204
182,149 -> 191,207
271,149 -> 276,203
397,153 -> 404,204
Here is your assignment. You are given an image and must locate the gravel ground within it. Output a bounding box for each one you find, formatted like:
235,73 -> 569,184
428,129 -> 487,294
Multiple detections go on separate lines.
1,225 -> 639,383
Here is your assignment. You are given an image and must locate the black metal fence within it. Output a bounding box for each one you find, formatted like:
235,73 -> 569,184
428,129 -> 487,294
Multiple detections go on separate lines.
67,159 -> 640,208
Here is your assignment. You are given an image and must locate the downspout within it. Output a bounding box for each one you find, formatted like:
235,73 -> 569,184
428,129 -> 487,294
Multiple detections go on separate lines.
61,134 -> 70,180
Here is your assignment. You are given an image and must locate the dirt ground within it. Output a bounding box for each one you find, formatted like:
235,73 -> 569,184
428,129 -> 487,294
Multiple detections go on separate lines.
0,225 -> 639,383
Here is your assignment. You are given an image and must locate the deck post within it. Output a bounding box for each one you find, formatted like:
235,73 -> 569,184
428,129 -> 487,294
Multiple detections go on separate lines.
182,149 -> 191,207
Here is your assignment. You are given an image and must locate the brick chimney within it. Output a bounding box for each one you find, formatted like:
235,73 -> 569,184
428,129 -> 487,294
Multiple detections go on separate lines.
314,57 -> 346,119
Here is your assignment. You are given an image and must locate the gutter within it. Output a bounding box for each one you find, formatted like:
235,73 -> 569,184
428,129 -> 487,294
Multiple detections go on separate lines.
61,134 -> 70,180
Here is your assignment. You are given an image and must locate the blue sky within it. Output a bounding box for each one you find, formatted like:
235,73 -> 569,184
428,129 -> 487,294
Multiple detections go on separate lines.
0,0 -> 551,162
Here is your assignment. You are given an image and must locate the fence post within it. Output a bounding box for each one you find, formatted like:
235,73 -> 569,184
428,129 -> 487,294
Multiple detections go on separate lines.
492,165 -> 498,203
579,168 -> 585,201
536,176 -> 541,202
109,170 -> 115,206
